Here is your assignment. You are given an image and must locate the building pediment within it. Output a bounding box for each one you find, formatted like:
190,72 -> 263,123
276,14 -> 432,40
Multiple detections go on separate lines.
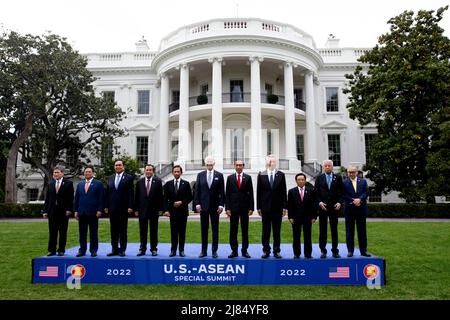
320,120 -> 347,129
127,122 -> 155,131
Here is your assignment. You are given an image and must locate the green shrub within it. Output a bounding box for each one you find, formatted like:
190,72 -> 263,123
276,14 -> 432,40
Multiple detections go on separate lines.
0,203 -> 44,218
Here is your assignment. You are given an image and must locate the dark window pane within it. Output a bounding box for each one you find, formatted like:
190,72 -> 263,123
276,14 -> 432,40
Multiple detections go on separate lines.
136,136 -> 148,167
296,135 -> 304,162
137,90 -> 150,114
327,134 -> 341,166
326,87 -> 339,112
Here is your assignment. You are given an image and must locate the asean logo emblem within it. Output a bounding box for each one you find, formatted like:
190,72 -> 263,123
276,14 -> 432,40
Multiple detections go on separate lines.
363,264 -> 379,280
71,264 -> 86,280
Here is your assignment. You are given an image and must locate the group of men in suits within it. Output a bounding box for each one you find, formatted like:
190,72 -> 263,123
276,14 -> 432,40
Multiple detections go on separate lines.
43,157 -> 371,259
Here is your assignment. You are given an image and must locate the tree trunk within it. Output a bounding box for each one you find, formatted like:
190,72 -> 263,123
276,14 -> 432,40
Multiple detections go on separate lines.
4,113 -> 34,203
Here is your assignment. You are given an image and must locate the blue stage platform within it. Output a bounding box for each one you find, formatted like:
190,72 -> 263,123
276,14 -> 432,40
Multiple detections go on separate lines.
32,243 -> 385,286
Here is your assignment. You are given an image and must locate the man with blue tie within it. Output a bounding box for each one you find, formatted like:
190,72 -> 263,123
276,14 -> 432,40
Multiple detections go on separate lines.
104,160 -> 134,257
257,155 -> 287,259
343,165 -> 371,257
74,165 -> 104,257
194,156 -> 225,258
314,159 -> 344,259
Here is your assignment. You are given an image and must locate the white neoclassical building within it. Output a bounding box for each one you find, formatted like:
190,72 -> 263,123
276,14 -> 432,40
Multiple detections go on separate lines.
17,18 -> 398,203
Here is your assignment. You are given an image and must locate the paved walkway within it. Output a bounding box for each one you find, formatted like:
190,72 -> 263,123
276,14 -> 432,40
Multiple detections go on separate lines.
1,216 -> 449,222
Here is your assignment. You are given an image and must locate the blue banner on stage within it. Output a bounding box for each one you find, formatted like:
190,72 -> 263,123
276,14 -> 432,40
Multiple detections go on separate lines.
32,243 -> 385,286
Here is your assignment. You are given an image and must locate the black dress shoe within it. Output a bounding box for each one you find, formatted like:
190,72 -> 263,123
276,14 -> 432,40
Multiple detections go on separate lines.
305,255 -> 313,259
151,250 -> 158,256
273,252 -> 282,259
91,252 -> 97,257
179,251 -> 185,257
137,251 -> 145,257
47,252 -> 56,257
76,252 -> 85,257
242,252 -> 251,258
107,252 -> 118,257
361,252 -> 372,257
347,252 -> 354,257
228,252 -> 238,258
293,255 -> 300,259
198,252 -> 207,258
261,252 -> 270,259
332,253 -> 341,259
212,252 -> 218,258
320,252 -> 327,259
169,251 -> 176,257
119,252 -> 125,257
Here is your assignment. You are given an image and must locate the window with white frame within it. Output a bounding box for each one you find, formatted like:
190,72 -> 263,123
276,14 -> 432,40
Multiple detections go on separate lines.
326,87 -> 339,112
364,133 -> 377,165
327,134 -> 341,166
137,90 -> 150,114
136,136 -> 149,166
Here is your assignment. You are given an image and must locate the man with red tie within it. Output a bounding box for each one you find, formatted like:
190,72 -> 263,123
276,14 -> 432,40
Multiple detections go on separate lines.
225,160 -> 254,258
343,165 -> 371,257
74,165 -> 104,257
288,173 -> 317,259
134,164 -> 163,256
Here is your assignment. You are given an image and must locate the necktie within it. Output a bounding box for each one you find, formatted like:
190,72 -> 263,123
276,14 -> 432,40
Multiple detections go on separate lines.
175,179 -> 179,193
269,173 -> 274,189
326,174 -> 332,189
237,174 -> 241,189
84,180 -> 90,193
300,187 -> 304,201
146,178 -> 151,196
115,174 -> 121,189
55,180 -> 60,193
352,179 -> 357,192
207,171 -> 212,188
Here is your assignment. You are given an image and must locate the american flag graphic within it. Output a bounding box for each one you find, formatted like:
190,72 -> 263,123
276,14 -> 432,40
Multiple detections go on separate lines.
39,266 -> 59,277
328,267 -> 350,279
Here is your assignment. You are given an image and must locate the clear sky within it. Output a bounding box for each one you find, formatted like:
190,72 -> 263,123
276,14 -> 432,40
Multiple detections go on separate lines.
1,0 -> 449,53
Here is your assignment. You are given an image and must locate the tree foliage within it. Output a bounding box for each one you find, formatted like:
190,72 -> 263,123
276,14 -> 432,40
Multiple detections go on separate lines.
344,6 -> 450,202
0,29 -> 125,202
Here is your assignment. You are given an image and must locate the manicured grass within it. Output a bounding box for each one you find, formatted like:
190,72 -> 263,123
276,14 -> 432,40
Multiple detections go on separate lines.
0,219 -> 449,299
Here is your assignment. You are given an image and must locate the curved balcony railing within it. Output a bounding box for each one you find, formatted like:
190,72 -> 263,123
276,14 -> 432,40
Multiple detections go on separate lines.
168,95 -> 306,113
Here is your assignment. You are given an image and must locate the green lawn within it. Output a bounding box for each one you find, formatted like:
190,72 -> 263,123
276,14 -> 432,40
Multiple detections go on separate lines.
0,219 -> 449,300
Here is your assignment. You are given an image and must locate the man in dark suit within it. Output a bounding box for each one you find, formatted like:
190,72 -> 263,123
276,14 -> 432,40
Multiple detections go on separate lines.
134,164 -> 164,256
288,173 -> 317,259
104,159 -> 134,257
257,155 -> 287,259
343,166 -> 371,257
163,165 -> 192,257
314,159 -> 344,258
74,165 -> 104,257
43,166 -> 74,256
225,160 -> 254,258
193,156 -> 225,258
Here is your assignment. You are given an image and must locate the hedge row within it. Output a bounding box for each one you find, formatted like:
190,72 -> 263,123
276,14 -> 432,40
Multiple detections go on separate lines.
0,203 -> 449,218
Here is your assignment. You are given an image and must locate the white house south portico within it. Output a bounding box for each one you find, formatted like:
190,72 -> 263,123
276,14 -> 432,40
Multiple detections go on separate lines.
18,17 -> 393,202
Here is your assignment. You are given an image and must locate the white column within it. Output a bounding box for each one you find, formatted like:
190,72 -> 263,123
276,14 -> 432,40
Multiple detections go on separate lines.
158,73 -> 170,164
209,57 -> 223,170
250,56 -> 263,170
284,62 -> 296,162
177,63 -> 190,163
305,70 -> 317,163
193,120 -> 203,162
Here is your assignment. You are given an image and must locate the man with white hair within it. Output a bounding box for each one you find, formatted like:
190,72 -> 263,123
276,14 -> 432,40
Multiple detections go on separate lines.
314,159 -> 344,259
193,156 -> 225,258
257,155 -> 287,259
